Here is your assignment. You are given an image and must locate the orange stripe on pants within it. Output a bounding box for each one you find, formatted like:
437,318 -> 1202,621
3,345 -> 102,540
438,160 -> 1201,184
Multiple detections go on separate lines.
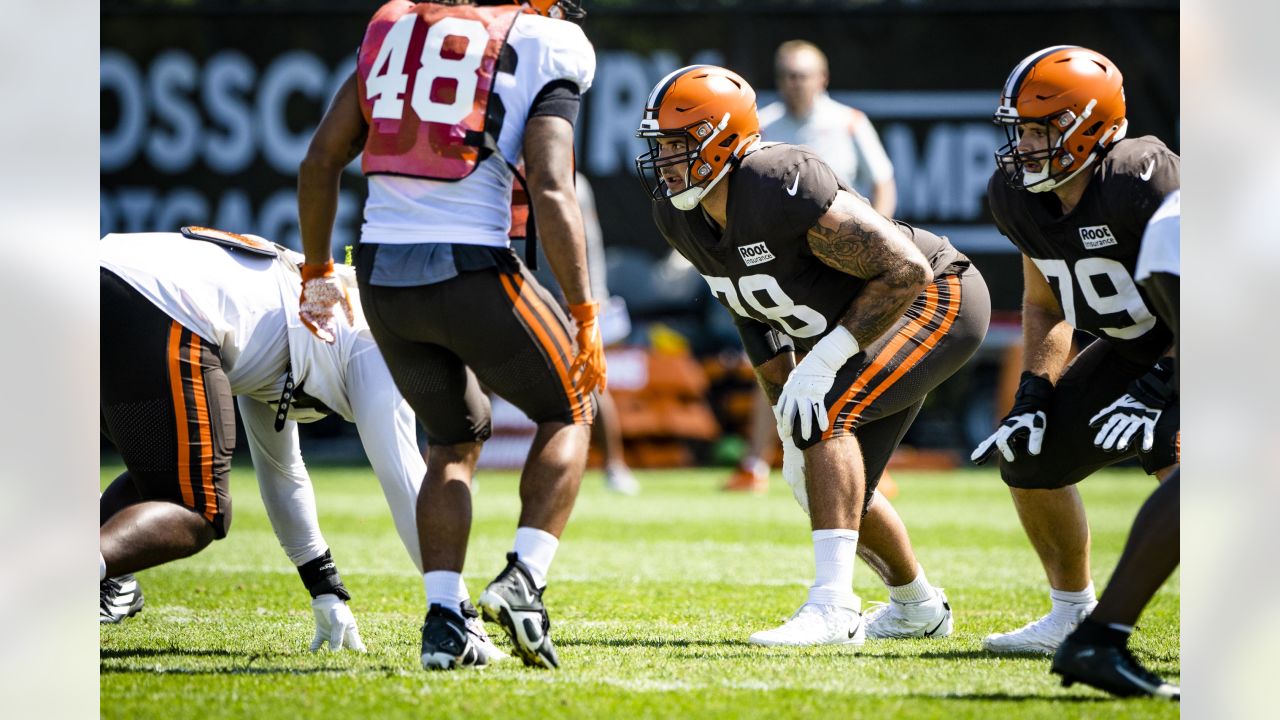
842,275 -> 962,428
167,323 -> 195,507
515,275 -> 593,424
821,282 -> 944,440
187,336 -> 218,522
498,273 -> 584,424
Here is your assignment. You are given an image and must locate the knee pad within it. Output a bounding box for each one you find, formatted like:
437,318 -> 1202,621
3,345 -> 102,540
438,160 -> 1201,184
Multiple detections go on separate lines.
997,454 -> 1060,490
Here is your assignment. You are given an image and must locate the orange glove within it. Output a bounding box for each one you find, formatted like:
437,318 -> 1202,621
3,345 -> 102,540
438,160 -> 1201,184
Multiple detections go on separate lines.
568,301 -> 607,393
299,260 -> 354,344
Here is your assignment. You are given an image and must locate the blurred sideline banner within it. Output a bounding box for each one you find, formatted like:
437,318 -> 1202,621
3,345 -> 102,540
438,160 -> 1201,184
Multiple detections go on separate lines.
102,3 -> 1177,295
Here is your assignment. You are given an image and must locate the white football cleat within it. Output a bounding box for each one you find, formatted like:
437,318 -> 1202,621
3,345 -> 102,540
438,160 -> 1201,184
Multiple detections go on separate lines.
460,600 -> 508,663
865,591 -> 953,639
748,602 -> 865,647
603,464 -> 641,495
983,605 -> 1094,655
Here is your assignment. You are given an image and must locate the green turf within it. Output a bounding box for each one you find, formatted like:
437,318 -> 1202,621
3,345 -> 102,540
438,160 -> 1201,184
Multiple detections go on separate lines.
100,464 -> 1179,719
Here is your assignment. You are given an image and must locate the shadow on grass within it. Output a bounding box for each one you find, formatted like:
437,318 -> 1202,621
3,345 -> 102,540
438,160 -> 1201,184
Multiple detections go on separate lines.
865,649 -> 1029,661
99,664 -> 367,676
914,692 -> 1116,703
101,648 -> 240,659
101,647 -> 405,675
558,637 -> 731,648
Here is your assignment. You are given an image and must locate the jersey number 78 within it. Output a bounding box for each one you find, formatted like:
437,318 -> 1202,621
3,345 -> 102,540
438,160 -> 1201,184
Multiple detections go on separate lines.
703,274 -> 828,338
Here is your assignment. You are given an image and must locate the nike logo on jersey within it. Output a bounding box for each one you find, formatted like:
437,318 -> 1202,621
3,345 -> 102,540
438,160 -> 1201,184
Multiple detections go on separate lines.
739,241 -> 776,266
786,172 -> 800,196
1139,159 -> 1155,181
1079,224 -> 1118,250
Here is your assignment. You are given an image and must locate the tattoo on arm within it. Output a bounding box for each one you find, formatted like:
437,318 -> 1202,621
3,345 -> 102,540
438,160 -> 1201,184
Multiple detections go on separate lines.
806,191 -> 932,347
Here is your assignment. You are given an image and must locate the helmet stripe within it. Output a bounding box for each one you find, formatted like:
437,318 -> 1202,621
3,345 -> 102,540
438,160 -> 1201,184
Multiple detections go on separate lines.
646,64 -> 711,113
1002,45 -> 1080,104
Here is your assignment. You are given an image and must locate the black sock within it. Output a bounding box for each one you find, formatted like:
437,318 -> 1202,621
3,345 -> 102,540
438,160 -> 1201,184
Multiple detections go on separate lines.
1071,617 -> 1132,648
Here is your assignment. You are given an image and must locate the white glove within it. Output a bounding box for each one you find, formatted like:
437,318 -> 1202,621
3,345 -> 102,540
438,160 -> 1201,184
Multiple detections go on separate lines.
310,593 -> 366,652
776,327 -> 860,441
1090,394 -> 1160,453
970,411 -> 1046,464
299,260 -> 355,344
781,434 -> 809,515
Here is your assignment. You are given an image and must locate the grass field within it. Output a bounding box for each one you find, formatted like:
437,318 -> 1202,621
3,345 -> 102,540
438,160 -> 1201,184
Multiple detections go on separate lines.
99,463 -> 1179,719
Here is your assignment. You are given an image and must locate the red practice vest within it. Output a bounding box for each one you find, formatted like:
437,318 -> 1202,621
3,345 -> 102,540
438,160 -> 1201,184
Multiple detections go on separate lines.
357,1 -> 520,180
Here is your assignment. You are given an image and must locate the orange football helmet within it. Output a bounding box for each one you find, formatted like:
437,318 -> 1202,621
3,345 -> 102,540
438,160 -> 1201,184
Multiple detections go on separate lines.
635,65 -> 762,211
522,0 -> 584,22
993,45 -> 1128,192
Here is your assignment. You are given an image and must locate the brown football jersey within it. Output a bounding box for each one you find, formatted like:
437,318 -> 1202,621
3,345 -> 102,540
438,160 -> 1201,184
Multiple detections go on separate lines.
653,143 -> 963,353
987,136 -> 1178,363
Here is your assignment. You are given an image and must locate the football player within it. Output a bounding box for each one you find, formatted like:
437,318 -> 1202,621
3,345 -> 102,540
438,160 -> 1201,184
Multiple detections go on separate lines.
296,0 -> 602,670
1051,190 -> 1180,699
98,229 -> 507,657
635,66 -> 991,646
972,46 -> 1180,655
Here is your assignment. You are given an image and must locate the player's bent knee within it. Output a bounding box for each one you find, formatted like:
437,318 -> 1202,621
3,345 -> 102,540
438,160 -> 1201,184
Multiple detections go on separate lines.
998,456 -> 1064,490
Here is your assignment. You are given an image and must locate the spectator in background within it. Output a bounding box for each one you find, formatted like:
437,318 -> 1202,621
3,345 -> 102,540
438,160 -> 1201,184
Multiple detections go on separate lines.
760,40 -> 896,216
725,39 -> 899,494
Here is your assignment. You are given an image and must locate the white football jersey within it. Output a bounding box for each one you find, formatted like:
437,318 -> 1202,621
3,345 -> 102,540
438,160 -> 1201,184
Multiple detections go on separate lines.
100,232 -> 425,570
1135,190 -> 1180,282
360,13 -> 595,248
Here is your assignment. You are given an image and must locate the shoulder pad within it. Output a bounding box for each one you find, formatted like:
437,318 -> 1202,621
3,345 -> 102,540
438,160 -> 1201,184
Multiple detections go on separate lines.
180,226 -> 280,257
521,14 -> 595,92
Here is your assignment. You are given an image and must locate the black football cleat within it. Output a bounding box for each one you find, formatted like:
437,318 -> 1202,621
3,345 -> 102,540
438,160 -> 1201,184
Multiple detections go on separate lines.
477,553 -> 560,669
1052,634 -> 1180,700
421,603 -> 487,671
99,574 -> 145,624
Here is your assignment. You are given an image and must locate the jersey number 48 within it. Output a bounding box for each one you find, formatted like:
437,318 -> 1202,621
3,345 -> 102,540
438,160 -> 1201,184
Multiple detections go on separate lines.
366,15 -> 488,125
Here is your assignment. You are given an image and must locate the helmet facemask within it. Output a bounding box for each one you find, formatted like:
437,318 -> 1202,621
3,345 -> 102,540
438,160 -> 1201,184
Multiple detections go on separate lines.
993,45 -> 1129,193
636,115 -> 744,211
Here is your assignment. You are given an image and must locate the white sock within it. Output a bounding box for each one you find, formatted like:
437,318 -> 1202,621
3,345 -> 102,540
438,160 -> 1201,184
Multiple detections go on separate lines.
1049,582 -> 1097,621
99,552 -> 107,582
888,565 -> 936,605
807,529 -> 859,609
513,527 -> 558,587
423,571 -> 467,612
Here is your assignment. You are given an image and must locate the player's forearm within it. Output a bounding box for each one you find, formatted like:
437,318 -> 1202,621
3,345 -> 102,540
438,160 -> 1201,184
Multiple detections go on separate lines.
1021,303 -> 1073,383
532,190 -> 594,305
808,191 -> 932,346
298,72 -> 366,266
298,159 -> 344,265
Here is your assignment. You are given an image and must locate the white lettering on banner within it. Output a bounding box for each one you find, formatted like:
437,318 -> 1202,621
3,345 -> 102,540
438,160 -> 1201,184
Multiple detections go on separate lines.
100,51 -> 146,172
100,48 -> 359,175
100,187 -> 358,257
202,51 -> 257,174
147,50 -> 201,174
258,51 -> 329,174
883,122 -> 1003,222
